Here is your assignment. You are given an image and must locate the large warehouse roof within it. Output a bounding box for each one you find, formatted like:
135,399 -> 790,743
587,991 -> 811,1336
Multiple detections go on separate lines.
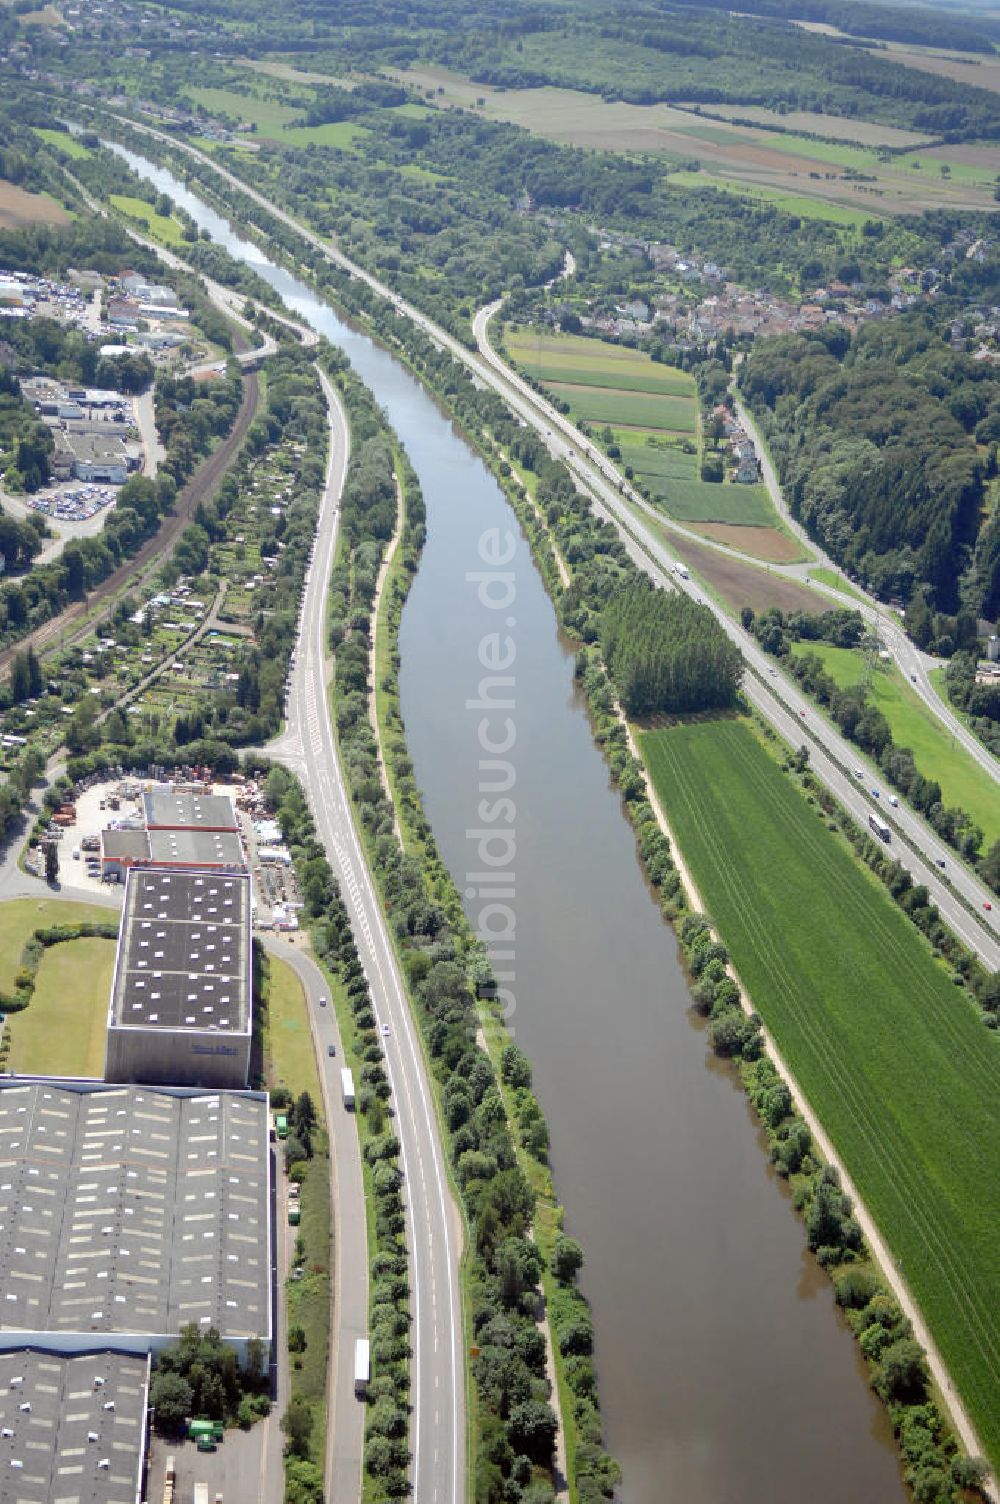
110,867 -> 250,1035
0,1083 -> 269,1346
142,790 -> 238,832
0,1349 -> 149,1504
147,828 -> 244,868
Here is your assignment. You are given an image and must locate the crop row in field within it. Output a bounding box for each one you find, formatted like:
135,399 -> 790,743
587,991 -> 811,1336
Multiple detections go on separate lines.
547,381 -> 698,431
641,716 -> 1000,1470
644,476 -> 780,526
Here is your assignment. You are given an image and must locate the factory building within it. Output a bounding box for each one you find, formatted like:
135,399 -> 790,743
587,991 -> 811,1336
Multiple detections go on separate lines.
0,1349 -> 149,1504
0,1080 -> 271,1363
104,867 -> 252,1089
99,827 -> 245,883
141,790 -> 240,834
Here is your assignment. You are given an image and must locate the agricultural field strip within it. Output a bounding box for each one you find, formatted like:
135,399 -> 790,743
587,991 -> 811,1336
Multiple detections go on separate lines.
647,722 -> 1000,1437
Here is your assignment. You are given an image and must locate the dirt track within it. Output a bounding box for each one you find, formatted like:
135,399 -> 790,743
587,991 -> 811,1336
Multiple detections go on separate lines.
0,367 -> 259,677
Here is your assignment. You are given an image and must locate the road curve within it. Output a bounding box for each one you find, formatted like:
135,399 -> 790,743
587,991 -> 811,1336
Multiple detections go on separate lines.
733,393 -> 1000,788
469,301 -> 1000,968
267,368 -> 465,1504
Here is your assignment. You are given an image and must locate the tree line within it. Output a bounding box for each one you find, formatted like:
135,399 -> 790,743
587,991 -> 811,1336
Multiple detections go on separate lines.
747,605 -> 1000,891
739,316 -> 998,619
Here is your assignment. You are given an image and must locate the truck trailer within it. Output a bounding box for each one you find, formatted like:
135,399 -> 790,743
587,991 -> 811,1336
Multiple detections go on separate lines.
341,1068 -> 356,1110
354,1338 -> 370,1397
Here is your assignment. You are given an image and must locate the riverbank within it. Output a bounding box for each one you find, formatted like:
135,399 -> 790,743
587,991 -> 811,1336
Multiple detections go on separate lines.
81,134 -> 924,1504
324,360 -> 611,1503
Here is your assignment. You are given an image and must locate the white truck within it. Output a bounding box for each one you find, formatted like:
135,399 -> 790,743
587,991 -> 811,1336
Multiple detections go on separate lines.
341,1068 -> 356,1111
193,1484 -> 209,1504
354,1338 -> 370,1397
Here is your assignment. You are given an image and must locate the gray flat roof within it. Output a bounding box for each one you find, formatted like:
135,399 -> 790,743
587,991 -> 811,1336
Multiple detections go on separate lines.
147,828 -> 244,869
110,867 -> 250,1035
0,1083 -> 269,1343
101,829 -> 149,862
142,790 -> 238,832
0,1348 -> 148,1504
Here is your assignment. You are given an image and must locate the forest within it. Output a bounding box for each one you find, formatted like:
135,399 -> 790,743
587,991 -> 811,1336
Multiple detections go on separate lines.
739,315 -> 998,616
601,583 -> 743,715
77,0 -> 1000,137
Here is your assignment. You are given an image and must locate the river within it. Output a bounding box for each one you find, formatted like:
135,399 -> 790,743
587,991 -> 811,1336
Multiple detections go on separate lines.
110,144 -> 907,1504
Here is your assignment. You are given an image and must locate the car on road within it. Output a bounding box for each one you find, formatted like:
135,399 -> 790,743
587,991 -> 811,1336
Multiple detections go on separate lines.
985,901 -> 993,911
381,1023 -> 391,1036
319,996 -> 327,1007
871,788 -> 880,799
935,858 -> 946,869
327,1044 -> 336,1057
853,768 -> 864,780
888,795 -> 899,807
910,674 -> 917,683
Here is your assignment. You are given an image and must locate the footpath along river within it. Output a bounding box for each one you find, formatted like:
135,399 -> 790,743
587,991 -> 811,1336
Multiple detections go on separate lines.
113,143 -> 908,1504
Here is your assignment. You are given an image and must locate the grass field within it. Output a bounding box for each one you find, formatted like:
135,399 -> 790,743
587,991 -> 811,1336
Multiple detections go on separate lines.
621,439 -> 699,480
808,566 -> 866,603
504,326 -> 797,550
789,641 -> 1000,847
548,383 -> 698,431
0,898 -> 114,991
109,194 -> 187,247
640,716 -> 1000,1470
267,954 -> 325,1123
32,127 -> 92,160
186,84 -> 367,150
7,936 -> 115,1078
647,476 -> 779,525
664,169 -> 877,226
394,64 -> 998,215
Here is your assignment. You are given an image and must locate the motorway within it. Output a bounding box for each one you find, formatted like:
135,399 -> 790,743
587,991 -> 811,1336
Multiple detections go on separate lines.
267,368 -> 465,1504
100,110 -> 1000,951
731,392 -> 1000,786
467,302 -> 1000,967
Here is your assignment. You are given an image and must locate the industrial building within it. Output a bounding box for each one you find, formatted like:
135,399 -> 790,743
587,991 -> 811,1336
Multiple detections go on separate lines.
104,867 -> 251,1089
99,827 -> 245,882
0,1080 -> 270,1361
0,1348 -> 149,1504
142,790 -> 240,834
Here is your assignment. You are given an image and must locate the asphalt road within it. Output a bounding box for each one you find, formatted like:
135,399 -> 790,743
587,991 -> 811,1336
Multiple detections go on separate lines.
467,302 -> 1000,969
732,393 -> 1000,787
267,369 -> 465,1504
264,936 -> 367,1504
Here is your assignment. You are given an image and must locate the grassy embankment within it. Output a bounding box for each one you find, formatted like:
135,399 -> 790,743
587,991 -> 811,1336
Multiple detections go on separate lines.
32,126 -> 93,160
371,455 -> 588,1494
807,566 -> 867,603
185,85 -> 369,150
503,327 -> 805,561
0,899 -> 117,1076
264,951 -> 331,1470
7,936 -> 116,1077
789,639 -> 1000,848
108,193 -> 188,247
640,715 -> 1000,1470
